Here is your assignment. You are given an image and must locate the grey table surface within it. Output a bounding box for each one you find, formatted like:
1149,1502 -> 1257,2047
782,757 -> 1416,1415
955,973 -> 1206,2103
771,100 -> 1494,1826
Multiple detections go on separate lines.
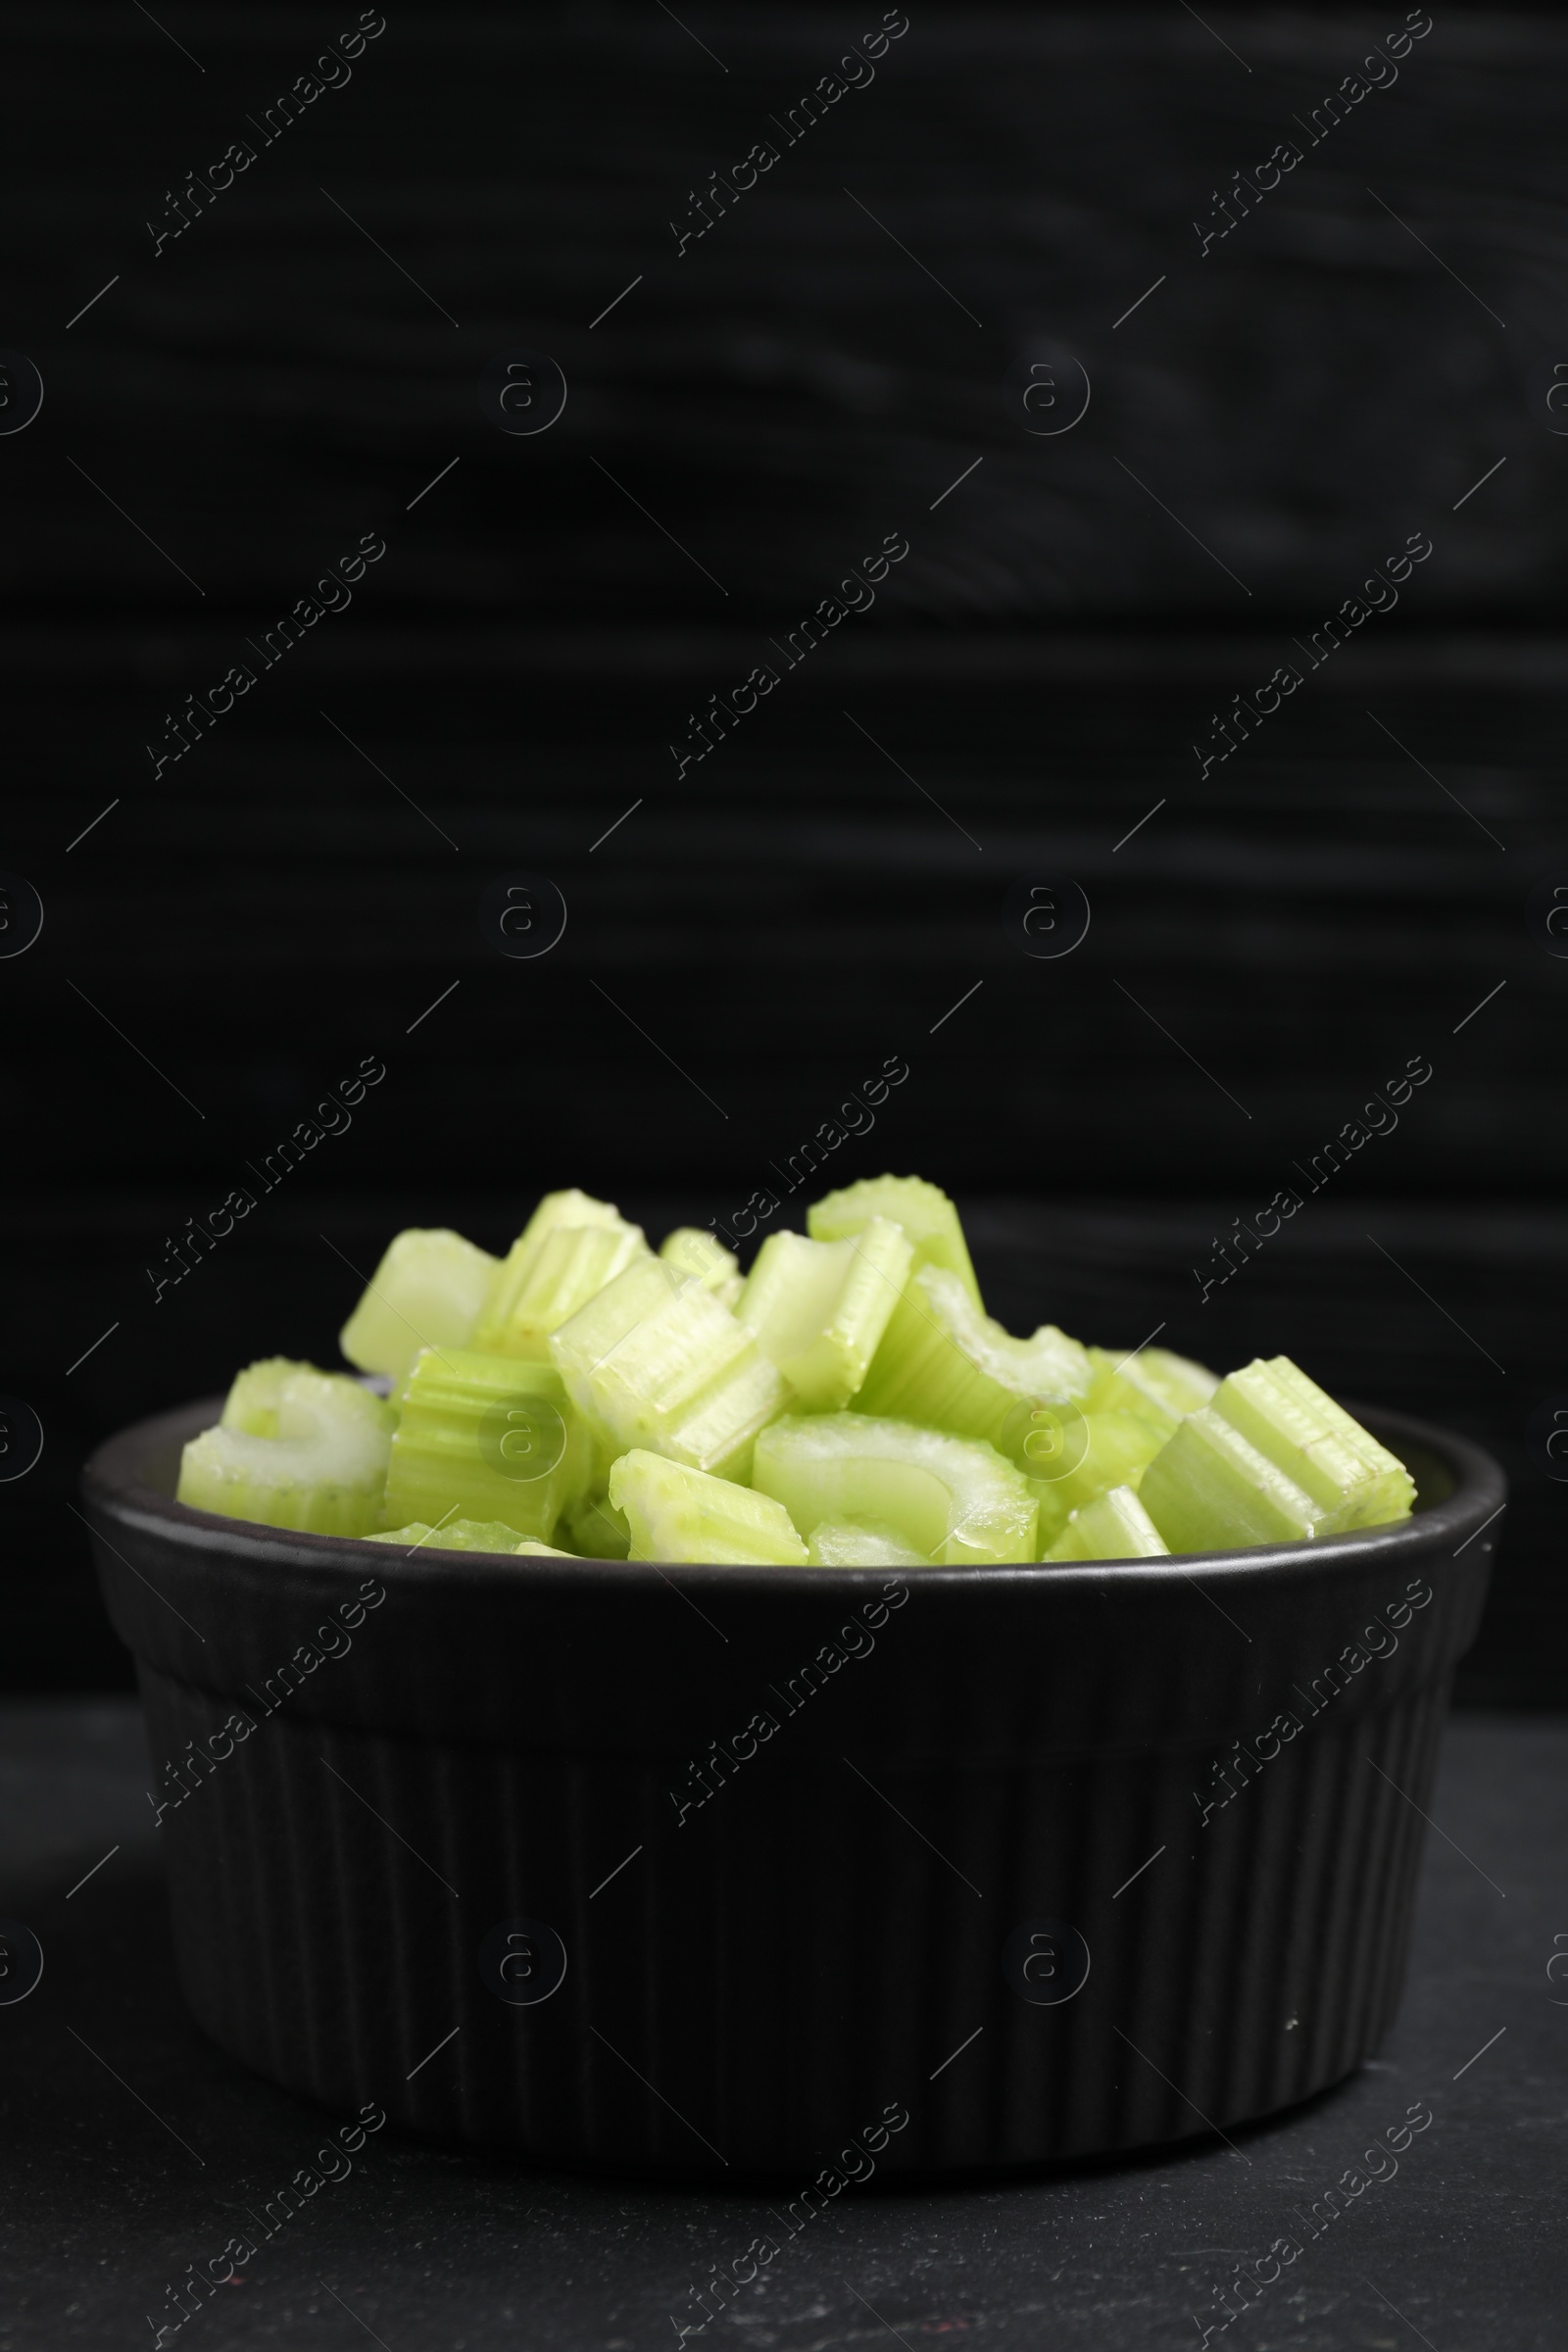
1,1700 -> 1562,2352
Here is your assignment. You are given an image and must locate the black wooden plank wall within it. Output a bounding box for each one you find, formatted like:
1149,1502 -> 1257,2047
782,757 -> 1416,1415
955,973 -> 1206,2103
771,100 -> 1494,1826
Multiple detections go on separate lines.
3,3 -> 1565,1699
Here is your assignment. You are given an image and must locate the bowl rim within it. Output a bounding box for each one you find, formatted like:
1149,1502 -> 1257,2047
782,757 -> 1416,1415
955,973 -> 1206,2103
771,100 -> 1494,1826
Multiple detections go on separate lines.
82,1391 -> 1507,1599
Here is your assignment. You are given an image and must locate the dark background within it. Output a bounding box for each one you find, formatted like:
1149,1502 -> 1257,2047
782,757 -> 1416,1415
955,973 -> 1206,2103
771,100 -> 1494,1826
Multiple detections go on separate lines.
4,2 -> 1564,1698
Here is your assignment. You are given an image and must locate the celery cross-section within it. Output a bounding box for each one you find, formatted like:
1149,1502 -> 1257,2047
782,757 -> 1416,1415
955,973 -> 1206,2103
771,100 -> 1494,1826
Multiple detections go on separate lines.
178,1366 -> 395,1536
752,1412 -> 1038,1566
220,1355 -> 332,1437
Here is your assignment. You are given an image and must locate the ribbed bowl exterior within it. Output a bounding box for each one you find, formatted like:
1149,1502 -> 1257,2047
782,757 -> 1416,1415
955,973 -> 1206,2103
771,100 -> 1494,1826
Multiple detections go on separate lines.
87,1399 -> 1502,2175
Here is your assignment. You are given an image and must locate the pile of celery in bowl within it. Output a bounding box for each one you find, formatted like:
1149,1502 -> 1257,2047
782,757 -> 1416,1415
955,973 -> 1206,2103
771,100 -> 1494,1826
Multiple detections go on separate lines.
176,1176 -> 1414,1568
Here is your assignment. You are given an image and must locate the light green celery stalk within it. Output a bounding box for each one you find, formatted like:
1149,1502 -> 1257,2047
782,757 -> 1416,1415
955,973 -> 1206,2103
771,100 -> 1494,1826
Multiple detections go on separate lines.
368,1517 -> 571,1556
738,1216 -> 912,1409
1045,1485 -> 1169,1562
1026,1409 -> 1169,1550
474,1222 -> 648,1360
609,1448 -> 808,1565
549,1257 -> 787,1481
1139,1406 -> 1322,1553
220,1356 -> 339,1437
381,1348 -> 591,1543
1211,1355 -> 1415,1532
472,1191 -> 645,1352
808,1174 -> 983,1308
1084,1345 -> 1219,1439
178,1367 -> 395,1535
854,1265 -> 1092,1463
806,1516 -> 929,1568
752,1413 -> 1037,1566
339,1229 -> 502,1379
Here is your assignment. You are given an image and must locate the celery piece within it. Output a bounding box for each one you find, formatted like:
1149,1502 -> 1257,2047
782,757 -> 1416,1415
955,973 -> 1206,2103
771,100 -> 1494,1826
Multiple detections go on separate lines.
1212,1356 -> 1415,1533
1026,1409 -> 1169,1550
560,1489 -> 632,1560
178,1368 -> 394,1536
753,1413 -> 1038,1567
1139,1406 -> 1322,1553
368,1517 -> 570,1556
549,1257 -> 788,1482
339,1228 -> 502,1379
475,1222 -> 648,1361
808,1174 -> 983,1308
382,1348 -> 591,1543
738,1216 -> 912,1409
660,1227 -> 741,1292
806,1515 -> 929,1569
1045,1484 -> 1169,1563
609,1448 -> 808,1566
472,1191 -> 643,1352
220,1356 -> 336,1439
1085,1345 -> 1220,1439
855,1265 -> 1092,1461
368,1519 -> 439,1549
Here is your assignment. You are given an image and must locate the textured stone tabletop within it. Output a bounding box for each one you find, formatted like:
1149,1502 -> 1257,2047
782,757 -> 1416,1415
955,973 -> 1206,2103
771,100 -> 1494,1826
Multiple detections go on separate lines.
1,1700 -> 1560,2351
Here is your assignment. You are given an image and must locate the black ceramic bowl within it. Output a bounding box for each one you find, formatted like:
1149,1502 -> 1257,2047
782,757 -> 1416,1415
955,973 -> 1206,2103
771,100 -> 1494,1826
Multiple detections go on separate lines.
83,1396 -> 1503,2177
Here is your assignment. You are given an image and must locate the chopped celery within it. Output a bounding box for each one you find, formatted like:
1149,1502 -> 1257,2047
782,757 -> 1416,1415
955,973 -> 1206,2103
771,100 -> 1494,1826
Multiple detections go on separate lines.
368,1517 -> 570,1555
855,1265 -> 1092,1458
198,1172 -> 1424,1574
560,1489 -> 632,1560
1026,1408 -> 1169,1550
1211,1356 -> 1414,1532
752,1413 -> 1038,1566
738,1216 -> 912,1409
382,1348 -> 591,1543
474,1222 -> 647,1360
178,1367 -> 394,1536
608,1448 -> 808,1565
1045,1484 -> 1169,1562
808,1174 -> 983,1308
1085,1344 -> 1219,1438
220,1356 -> 335,1438
549,1256 -> 788,1482
472,1191 -> 645,1352
340,1229 -> 501,1379
806,1515 -> 929,1568
661,1227 -> 740,1291
1139,1406 -> 1322,1553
